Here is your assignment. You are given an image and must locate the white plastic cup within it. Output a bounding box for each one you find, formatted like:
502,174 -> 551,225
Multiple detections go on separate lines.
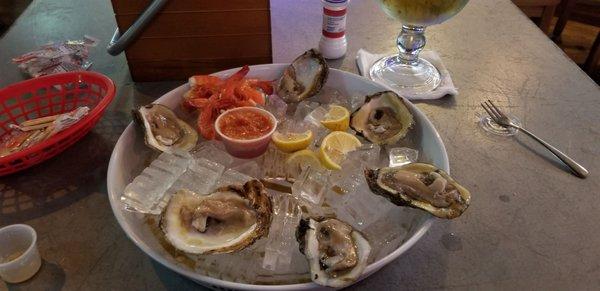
0,224 -> 42,283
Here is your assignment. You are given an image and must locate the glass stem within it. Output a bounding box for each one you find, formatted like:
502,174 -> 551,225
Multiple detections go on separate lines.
396,25 -> 426,66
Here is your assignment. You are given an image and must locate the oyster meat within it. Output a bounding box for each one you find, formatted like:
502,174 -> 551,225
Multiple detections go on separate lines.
365,163 -> 471,219
350,91 -> 414,145
133,104 -> 198,153
161,180 -> 272,254
276,49 -> 328,103
296,217 -> 371,288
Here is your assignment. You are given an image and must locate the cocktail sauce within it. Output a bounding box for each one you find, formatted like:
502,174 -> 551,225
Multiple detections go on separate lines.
218,109 -> 274,140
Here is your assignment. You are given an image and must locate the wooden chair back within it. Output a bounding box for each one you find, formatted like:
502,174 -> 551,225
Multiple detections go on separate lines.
110,0 -> 273,81
513,0 -> 562,34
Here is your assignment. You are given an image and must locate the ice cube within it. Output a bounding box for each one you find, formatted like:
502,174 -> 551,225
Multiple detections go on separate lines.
260,145 -> 290,179
347,143 -> 381,166
171,158 -> 225,196
325,162 -> 363,208
191,141 -> 234,168
293,100 -> 320,121
337,192 -> 395,230
277,118 -> 311,134
304,105 -> 329,127
121,151 -> 191,214
132,152 -> 188,180
388,147 -> 419,167
309,125 -> 329,149
264,94 -> 288,120
326,162 -> 394,230
291,166 -> 331,205
158,150 -> 192,172
190,157 -> 225,176
231,161 -> 260,178
216,169 -> 252,188
169,170 -> 204,193
262,195 -> 302,272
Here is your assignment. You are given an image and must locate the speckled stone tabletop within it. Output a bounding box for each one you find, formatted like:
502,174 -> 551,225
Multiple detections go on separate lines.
1,0 -> 599,290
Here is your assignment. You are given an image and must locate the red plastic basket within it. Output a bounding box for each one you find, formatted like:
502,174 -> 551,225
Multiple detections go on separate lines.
0,72 -> 115,176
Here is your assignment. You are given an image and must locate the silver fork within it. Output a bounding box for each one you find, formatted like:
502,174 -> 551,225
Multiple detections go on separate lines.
481,100 -> 589,178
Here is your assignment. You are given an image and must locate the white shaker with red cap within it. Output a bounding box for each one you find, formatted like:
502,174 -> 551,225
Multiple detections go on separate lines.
319,0 -> 348,59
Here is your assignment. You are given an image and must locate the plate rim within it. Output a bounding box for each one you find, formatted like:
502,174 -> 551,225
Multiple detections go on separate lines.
107,64 -> 446,290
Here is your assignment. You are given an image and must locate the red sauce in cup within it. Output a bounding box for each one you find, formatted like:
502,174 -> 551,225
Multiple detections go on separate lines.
218,110 -> 274,140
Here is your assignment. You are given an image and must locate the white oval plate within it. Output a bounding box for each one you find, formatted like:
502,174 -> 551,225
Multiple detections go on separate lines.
107,64 -> 447,290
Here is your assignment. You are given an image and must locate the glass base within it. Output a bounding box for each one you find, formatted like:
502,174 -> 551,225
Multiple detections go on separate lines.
479,115 -> 521,136
369,54 -> 441,96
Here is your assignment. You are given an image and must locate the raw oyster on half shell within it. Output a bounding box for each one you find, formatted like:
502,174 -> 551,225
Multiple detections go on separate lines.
296,217 -> 371,288
350,91 -> 414,145
133,104 -> 198,153
161,180 -> 272,254
276,49 -> 328,103
365,163 -> 470,219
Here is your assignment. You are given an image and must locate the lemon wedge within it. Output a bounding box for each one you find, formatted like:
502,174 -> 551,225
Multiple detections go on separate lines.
272,130 -> 313,153
320,105 -> 350,131
318,131 -> 362,170
286,149 -> 323,177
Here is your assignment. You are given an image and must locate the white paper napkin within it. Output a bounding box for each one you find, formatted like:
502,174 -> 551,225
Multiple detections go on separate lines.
356,49 -> 458,100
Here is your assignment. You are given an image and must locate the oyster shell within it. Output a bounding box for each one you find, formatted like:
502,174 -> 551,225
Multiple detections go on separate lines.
350,91 -> 414,145
276,49 -> 328,103
296,217 -> 371,288
365,163 -> 471,219
133,104 -> 198,153
161,180 -> 272,254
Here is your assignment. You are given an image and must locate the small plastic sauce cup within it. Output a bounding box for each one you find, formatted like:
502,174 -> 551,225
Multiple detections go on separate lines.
0,224 -> 42,283
215,107 -> 277,159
